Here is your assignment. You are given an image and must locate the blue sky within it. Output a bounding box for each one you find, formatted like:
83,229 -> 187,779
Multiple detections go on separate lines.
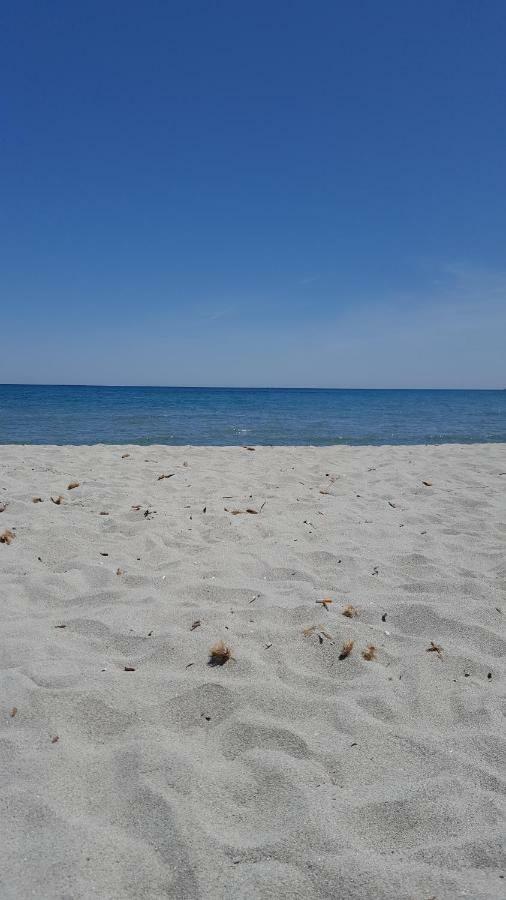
2,1 -> 505,387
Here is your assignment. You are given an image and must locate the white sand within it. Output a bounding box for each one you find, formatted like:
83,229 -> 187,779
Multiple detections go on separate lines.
1,443 -> 505,899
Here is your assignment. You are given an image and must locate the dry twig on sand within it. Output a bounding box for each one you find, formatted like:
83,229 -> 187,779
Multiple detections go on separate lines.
316,598 -> 333,611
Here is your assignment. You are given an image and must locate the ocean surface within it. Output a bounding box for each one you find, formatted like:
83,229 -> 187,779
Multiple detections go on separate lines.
0,385 -> 505,446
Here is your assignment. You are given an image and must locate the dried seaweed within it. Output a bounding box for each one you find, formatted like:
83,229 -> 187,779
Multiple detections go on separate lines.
339,640 -> 354,660
157,473 -> 174,480
426,641 -> 443,659
342,603 -> 358,618
362,645 -> 377,661
51,496 -> 63,505
67,481 -> 80,490
303,624 -> 333,641
32,497 -> 43,503
0,529 -> 15,545
208,640 -> 233,666
190,620 -> 201,631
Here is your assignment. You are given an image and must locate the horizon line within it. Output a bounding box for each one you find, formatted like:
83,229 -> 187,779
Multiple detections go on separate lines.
0,383 -> 504,391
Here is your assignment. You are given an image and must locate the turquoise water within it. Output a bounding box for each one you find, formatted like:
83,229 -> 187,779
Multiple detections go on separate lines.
0,385 -> 505,445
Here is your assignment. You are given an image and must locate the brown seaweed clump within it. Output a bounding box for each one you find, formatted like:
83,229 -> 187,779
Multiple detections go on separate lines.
342,603 -> 358,618
208,641 -> 233,666
0,529 -> 15,545
362,645 -> 377,661
339,640 -> 354,660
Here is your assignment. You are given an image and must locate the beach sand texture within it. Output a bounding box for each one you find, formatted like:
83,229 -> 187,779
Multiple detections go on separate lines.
1,443 -> 505,899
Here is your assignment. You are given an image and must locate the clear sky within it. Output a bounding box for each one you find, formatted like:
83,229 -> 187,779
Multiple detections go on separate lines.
2,1 -> 505,388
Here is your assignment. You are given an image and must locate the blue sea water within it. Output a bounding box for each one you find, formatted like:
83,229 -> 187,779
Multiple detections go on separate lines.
0,385 -> 505,446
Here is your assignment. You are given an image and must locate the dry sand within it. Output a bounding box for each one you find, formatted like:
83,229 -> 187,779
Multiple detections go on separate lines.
1,443 -> 505,899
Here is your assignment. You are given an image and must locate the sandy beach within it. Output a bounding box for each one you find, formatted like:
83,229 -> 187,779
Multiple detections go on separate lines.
1,442 -> 505,899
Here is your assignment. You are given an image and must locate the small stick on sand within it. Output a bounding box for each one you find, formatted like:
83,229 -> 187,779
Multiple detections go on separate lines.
316,598 -> 333,611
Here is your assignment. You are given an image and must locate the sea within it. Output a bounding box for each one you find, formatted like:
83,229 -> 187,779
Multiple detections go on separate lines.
0,385 -> 505,446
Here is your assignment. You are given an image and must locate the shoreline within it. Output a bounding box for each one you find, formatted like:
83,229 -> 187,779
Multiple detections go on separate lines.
1,439 -> 506,447
1,443 -> 505,898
